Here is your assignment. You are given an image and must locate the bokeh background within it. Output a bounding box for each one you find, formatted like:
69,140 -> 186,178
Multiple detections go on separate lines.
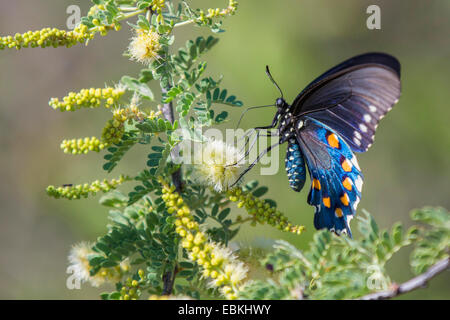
0,0 -> 448,299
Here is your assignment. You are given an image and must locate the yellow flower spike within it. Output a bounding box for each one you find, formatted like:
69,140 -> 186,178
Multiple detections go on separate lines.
198,251 -> 207,260
203,269 -> 211,277
0,26 -> 95,50
160,183 -> 248,299
179,229 -> 187,237
46,175 -> 129,200
182,239 -> 192,249
187,221 -> 196,229
211,257 -> 222,267
228,187 -> 305,235
49,87 -> 124,112
61,136 -> 107,154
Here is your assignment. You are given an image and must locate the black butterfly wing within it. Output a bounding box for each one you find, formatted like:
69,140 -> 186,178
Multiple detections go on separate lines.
292,53 -> 401,152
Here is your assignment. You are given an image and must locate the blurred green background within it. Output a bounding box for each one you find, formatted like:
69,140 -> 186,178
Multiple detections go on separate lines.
0,0 -> 448,299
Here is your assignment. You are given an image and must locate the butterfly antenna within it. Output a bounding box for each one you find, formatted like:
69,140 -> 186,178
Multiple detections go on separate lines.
266,65 -> 284,99
236,104 -> 275,128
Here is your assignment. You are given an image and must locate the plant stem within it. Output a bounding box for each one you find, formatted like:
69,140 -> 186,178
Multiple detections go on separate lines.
153,7 -> 183,294
174,19 -> 196,28
359,257 -> 449,300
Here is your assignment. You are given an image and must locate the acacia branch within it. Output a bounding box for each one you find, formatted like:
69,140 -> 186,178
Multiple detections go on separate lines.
160,90 -> 182,295
360,257 -> 449,300
161,87 -> 183,193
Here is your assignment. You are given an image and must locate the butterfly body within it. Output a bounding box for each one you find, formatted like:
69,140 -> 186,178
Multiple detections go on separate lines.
266,53 -> 401,235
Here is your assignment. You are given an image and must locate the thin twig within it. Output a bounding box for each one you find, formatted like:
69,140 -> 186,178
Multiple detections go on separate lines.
359,257 -> 449,300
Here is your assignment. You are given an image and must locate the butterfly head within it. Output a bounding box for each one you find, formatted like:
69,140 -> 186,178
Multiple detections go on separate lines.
276,97 -> 288,110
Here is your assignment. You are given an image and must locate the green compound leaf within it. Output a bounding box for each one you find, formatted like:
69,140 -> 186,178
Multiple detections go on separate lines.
120,75 -> 154,100
99,190 -> 129,208
173,36 -> 219,72
135,118 -> 177,134
207,87 -> 243,107
103,131 -> 140,173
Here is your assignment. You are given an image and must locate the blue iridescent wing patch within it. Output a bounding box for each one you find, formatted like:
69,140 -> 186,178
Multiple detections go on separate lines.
296,117 -> 363,236
285,138 -> 306,192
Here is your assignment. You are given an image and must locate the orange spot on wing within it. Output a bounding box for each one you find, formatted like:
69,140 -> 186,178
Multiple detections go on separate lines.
340,193 -> 349,206
313,178 -> 321,190
335,208 -> 343,218
342,159 -> 352,172
327,133 -> 340,149
323,197 -> 331,208
343,177 -> 353,191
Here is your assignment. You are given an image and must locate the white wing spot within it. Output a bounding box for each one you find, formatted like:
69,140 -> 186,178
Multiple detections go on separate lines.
297,120 -> 304,129
353,137 -> 361,146
352,196 -> 360,211
346,214 -> 354,225
355,176 -> 363,193
364,114 -> 372,123
369,105 -> 377,113
359,124 -> 368,133
351,154 -> 361,171
354,131 -> 362,140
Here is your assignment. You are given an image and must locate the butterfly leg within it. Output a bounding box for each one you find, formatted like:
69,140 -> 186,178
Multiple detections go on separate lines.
236,129 -> 279,165
229,142 -> 280,188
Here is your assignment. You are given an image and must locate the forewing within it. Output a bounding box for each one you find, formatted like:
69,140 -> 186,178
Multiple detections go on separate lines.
292,53 -> 401,152
297,117 -> 363,236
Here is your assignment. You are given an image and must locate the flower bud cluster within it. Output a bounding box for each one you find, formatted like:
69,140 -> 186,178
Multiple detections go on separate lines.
60,136 -> 107,154
49,87 -> 125,112
101,104 -> 161,145
161,183 -> 248,299
119,269 -> 145,300
228,188 -> 305,235
0,25 -> 94,50
198,0 -> 238,22
47,175 -> 129,200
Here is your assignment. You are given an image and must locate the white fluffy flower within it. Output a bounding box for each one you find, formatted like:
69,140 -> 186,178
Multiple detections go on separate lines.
68,242 -> 105,287
128,29 -> 161,65
68,242 -> 126,287
225,261 -> 248,285
191,139 -> 244,192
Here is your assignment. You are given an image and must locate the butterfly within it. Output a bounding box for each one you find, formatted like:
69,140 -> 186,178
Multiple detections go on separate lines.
240,53 -> 401,237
